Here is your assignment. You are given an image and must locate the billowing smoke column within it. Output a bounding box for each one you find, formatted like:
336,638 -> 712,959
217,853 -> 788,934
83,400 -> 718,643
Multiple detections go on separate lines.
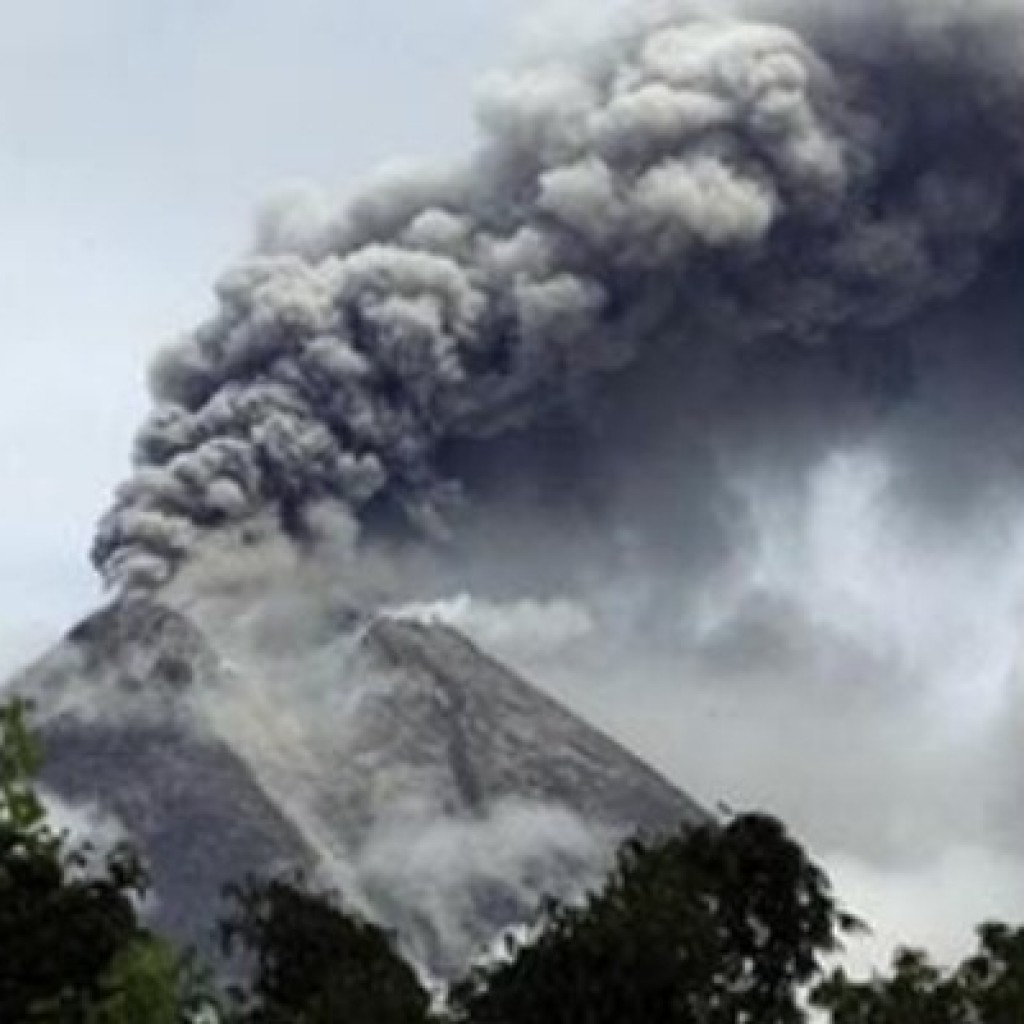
92,0 -> 1024,590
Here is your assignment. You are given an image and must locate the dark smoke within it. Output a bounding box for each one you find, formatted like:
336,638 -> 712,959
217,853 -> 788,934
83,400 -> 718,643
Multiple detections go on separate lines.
92,0 -> 1024,591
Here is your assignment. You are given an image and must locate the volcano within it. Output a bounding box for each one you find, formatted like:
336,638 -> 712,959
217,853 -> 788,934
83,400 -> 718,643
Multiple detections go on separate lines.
8,598 -> 706,974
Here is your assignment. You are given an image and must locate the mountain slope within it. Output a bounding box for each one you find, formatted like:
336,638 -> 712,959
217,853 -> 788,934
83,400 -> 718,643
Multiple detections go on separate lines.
9,598 -> 708,973
358,618 -> 700,834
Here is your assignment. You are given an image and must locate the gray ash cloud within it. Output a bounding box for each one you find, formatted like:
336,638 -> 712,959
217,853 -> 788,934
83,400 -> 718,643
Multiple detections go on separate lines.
92,0 -> 1024,590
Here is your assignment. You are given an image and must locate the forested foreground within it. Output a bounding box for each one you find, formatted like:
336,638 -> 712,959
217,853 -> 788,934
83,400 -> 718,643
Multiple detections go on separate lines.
3,697 -> 1023,1023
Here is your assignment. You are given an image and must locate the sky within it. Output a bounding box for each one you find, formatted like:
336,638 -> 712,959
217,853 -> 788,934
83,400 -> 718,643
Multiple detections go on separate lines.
0,0 -> 544,668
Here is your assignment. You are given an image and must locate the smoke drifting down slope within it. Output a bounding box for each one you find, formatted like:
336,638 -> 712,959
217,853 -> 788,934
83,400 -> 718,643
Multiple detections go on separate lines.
92,0 -> 1024,591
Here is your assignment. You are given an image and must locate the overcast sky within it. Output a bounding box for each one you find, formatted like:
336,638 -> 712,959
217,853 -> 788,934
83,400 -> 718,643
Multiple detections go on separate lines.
0,0 -> 561,669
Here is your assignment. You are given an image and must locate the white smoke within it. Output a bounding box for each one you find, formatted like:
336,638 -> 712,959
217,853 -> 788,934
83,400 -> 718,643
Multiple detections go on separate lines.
39,787 -> 128,858
354,797 -> 610,970
392,595 -> 594,664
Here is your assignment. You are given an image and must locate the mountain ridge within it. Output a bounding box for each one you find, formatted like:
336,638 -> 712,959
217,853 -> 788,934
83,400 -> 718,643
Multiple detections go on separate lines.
8,597 -> 708,973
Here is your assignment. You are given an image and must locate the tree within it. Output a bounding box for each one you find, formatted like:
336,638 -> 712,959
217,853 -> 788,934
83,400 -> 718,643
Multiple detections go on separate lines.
813,948 -> 963,1024
0,698 -> 198,1023
813,922 -> 1024,1024
448,812 -> 861,1024
220,874 -> 431,1024
84,938 -> 197,1024
958,922 -> 1024,1023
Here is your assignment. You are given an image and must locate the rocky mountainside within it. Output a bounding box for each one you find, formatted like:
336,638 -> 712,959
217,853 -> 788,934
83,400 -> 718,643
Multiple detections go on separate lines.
8,598 -> 707,974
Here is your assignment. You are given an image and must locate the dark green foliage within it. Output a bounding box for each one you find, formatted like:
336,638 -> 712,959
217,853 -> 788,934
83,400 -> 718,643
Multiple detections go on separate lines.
0,699 -> 197,1023
813,923 -> 1024,1024
220,874 -> 431,1024
814,948 -> 962,1024
84,938 -> 197,1024
959,923 -> 1024,1023
449,812 -> 861,1024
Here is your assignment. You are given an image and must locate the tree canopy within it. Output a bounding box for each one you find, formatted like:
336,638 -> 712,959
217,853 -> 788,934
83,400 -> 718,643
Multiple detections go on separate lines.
448,813 -> 861,1024
219,874 -> 430,1024
0,698 -> 191,1022
814,923 -> 1024,1024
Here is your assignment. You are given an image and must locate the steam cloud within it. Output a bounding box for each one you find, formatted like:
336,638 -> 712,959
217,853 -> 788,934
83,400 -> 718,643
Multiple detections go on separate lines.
92,0 -> 1024,591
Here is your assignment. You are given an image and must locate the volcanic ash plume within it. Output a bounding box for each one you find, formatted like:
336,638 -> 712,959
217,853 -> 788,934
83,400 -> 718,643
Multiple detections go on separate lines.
91,0 -> 1024,591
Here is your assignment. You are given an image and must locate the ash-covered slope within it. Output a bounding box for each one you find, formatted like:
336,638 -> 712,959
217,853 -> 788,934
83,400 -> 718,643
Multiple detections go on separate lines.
356,618 -> 698,834
11,601 -> 320,957
9,598 -> 706,973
